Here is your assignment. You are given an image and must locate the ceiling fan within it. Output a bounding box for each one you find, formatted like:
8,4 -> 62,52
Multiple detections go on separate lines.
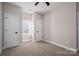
34,2 -> 50,6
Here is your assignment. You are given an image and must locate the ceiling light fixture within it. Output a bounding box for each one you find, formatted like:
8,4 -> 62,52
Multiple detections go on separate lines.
34,2 -> 50,6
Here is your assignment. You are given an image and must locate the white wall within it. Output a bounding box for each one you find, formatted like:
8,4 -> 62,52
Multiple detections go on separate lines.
43,3 -> 76,50
0,2 -> 2,55
3,3 -> 22,15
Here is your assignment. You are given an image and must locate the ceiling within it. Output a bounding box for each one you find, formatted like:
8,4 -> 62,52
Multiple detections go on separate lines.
8,2 -> 64,14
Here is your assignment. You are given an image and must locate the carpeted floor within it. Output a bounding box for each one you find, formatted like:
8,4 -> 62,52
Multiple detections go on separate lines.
1,41 -> 78,56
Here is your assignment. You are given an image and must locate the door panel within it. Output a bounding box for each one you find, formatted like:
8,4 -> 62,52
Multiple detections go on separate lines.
4,13 -> 19,48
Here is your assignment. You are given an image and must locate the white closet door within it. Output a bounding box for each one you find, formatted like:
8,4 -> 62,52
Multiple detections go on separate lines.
35,14 -> 42,41
4,13 -> 20,48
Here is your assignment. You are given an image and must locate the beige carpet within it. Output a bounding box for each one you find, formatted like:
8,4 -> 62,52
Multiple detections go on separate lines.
1,41 -> 77,56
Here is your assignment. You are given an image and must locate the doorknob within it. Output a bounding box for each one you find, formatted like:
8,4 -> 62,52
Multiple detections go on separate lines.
36,31 -> 39,33
15,32 -> 18,34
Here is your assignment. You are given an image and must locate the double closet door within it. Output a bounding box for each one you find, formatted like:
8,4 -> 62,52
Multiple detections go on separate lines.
4,13 -> 20,48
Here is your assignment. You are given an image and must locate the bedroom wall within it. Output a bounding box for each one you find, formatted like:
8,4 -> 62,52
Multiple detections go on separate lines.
43,2 -> 76,51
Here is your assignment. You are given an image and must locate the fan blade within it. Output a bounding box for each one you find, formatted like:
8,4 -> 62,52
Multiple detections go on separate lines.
45,2 -> 50,6
35,2 -> 39,6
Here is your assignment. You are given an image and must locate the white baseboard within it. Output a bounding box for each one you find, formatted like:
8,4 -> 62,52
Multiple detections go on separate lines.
34,38 -> 44,42
44,40 -> 77,52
